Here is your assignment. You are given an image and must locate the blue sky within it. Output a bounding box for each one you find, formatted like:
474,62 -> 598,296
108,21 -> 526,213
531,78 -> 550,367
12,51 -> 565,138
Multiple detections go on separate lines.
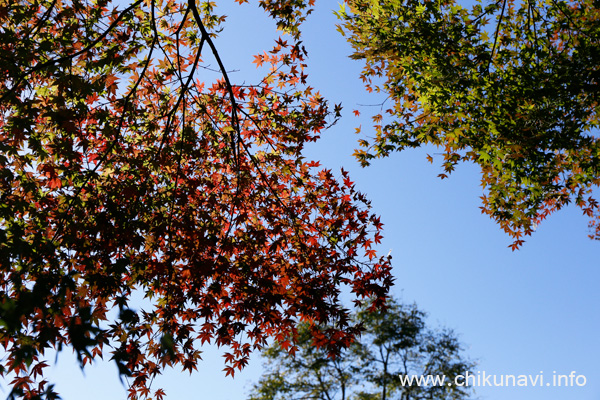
16,2 -> 600,400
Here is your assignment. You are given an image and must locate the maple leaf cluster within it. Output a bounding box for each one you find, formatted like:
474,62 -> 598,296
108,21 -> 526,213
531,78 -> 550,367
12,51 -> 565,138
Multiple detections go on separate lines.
339,0 -> 600,247
0,0 -> 393,398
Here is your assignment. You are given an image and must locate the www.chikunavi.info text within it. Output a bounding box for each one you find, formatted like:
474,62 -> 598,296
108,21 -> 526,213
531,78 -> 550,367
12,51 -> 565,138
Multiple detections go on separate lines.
400,371 -> 587,387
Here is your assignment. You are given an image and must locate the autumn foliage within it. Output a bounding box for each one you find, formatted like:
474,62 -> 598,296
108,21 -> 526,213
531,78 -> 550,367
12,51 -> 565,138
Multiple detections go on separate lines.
0,0 -> 392,398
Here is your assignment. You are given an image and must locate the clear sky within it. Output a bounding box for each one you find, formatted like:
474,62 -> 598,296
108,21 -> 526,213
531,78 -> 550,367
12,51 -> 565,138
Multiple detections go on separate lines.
16,2 -> 600,400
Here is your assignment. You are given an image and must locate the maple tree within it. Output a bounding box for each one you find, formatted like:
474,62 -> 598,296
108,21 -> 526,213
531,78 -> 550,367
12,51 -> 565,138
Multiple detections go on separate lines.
0,0 -> 394,398
248,298 -> 475,400
337,0 -> 600,247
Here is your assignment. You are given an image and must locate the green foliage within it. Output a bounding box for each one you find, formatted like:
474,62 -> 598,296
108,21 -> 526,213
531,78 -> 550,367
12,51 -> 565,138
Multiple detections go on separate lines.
338,0 -> 600,247
248,298 -> 475,400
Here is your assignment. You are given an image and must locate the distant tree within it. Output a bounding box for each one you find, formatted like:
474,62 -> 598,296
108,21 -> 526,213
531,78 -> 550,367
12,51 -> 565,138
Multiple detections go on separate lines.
0,1 -> 392,398
337,0 -> 600,247
248,298 -> 475,400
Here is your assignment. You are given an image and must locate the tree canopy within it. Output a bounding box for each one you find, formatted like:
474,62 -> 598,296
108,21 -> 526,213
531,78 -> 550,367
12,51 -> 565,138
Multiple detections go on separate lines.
248,298 -> 475,400
0,1 -> 393,398
5,0 -> 597,397
337,0 -> 600,247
